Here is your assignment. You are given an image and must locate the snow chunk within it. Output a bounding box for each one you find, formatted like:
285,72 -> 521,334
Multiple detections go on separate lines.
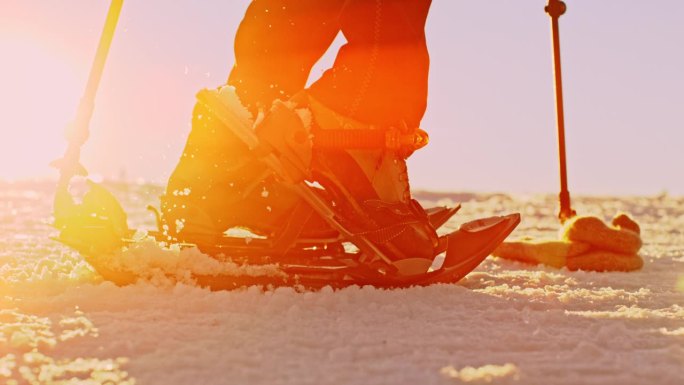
659,327 -> 684,336
294,107 -> 312,129
105,237 -> 286,286
440,363 -> 520,382
217,85 -> 254,127
566,304 -> 684,320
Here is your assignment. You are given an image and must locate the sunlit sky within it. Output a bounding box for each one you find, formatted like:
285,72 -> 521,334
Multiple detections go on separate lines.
1,0 -> 682,195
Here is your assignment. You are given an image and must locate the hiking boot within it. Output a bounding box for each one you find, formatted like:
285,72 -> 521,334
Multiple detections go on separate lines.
303,93 -> 440,261
162,86 -> 438,261
161,87 -> 330,247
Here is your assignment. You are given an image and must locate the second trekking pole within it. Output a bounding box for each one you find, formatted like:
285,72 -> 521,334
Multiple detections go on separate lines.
545,0 -> 576,223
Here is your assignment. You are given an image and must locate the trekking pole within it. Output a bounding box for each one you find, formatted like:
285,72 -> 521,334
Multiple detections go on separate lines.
545,0 -> 576,223
54,0 -> 124,187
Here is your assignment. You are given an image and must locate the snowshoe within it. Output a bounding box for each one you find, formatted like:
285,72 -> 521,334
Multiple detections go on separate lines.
55,86 -> 520,290
162,86 -> 439,262
155,86 -> 520,287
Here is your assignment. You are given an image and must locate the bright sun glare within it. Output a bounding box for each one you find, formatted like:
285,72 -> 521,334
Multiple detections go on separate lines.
0,37 -> 80,181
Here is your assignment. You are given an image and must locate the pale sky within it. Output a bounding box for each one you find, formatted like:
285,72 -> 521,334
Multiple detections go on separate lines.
0,0 -> 682,195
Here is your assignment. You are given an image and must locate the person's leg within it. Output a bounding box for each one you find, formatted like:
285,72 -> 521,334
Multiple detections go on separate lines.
306,0 -> 432,206
229,0 -> 345,113
163,0 -> 344,244
309,0 -> 432,128
303,0 -> 438,260
165,0 -> 439,262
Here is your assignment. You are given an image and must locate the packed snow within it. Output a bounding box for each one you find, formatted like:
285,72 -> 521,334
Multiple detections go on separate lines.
1,181 -> 683,384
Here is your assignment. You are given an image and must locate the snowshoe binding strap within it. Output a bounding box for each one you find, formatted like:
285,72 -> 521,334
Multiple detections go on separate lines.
312,126 -> 429,158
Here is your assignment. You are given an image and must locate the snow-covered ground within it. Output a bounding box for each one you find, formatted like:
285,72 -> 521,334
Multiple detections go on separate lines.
1,181 -> 683,384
